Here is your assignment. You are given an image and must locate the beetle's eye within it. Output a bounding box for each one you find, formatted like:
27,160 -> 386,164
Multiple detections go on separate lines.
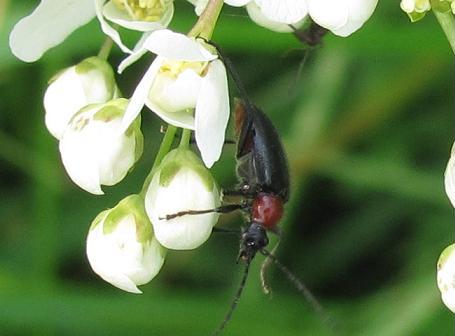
245,237 -> 256,246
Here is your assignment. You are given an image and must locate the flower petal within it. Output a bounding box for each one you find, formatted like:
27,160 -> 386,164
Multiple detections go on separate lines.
306,0 -> 349,33
445,148 -> 455,207
95,0 -> 132,53
195,60 -> 229,168
86,218 -> 141,294
9,0 -> 95,62
145,165 -> 220,250
246,3 -> 298,33
145,62 -> 203,129
148,69 -> 202,114
331,0 -> 378,36
59,124 -> 104,195
144,29 -> 217,61
93,119 -> 137,187
120,57 -> 163,133
118,32 -> 152,74
254,0 -> 308,24
187,0 -> 209,15
307,0 -> 378,37
225,0 -> 251,6
102,1 -> 174,32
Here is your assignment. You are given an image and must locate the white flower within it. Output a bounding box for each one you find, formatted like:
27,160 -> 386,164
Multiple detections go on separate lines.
120,29 -> 230,168
191,0 -> 377,36
87,194 -> 166,293
59,98 -> 143,194
9,0 -> 174,62
145,148 -> 221,250
95,0 -> 174,52
445,143 -> 455,207
44,56 -> 119,140
305,0 -> 378,37
101,0 -> 174,31
437,244 -> 455,313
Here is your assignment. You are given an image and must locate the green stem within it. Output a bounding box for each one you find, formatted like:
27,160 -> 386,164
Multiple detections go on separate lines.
179,129 -> 191,148
98,37 -> 114,60
140,125 -> 177,196
188,0 -> 224,39
433,8 -> 455,55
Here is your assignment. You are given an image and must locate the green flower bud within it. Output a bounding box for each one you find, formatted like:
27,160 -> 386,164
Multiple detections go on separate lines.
437,244 -> 455,313
87,195 -> 166,294
145,148 -> 221,250
400,0 -> 431,22
59,98 -> 143,195
44,57 -> 120,140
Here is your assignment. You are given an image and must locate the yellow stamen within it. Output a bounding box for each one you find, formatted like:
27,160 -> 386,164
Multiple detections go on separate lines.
111,0 -> 171,22
159,61 -> 208,78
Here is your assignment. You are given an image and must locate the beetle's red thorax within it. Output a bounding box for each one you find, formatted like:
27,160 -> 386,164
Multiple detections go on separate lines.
252,193 -> 283,230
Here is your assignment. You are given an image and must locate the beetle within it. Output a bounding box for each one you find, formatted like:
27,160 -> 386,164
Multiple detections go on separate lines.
162,98 -> 291,335
232,98 -> 289,263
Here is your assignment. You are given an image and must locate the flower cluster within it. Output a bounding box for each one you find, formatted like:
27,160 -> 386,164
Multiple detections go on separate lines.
87,150 -> 220,292
191,0 -> 379,36
400,0 -> 455,22
10,0 -> 379,292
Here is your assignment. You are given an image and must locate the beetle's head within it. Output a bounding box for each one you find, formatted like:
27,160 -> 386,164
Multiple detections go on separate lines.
238,222 -> 269,262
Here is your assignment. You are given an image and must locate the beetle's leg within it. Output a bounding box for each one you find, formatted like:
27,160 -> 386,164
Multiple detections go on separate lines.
159,203 -> 246,220
160,125 -> 235,145
213,227 -> 241,234
222,185 -> 257,197
193,138 -> 235,145
222,190 -> 249,197
260,238 -> 281,295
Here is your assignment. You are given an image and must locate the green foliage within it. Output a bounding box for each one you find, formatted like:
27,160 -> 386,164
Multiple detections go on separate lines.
0,1 -> 454,335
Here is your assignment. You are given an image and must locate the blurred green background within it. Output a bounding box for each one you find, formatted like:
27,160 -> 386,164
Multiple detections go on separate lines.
1,1 -> 454,335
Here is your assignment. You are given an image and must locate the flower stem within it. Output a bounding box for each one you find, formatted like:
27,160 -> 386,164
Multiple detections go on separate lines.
432,9 -> 455,55
179,129 -> 192,148
188,0 -> 224,39
140,125 -> 177,196
98,37 -> 114,60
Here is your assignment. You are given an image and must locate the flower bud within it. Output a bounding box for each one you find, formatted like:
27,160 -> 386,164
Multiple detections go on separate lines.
145,148 -> 221,250
59,98 -> 143,195
444,143 -> 455,207
87,195 -> 166,294
400,0 -> 431,21
437,244 -> 455,313
44,57 -> 120,140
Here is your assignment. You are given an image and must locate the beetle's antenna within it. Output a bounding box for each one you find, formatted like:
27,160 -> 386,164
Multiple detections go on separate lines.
290,47 -> 311,94
201,39 -> 255,112
260,249 -> 338,333
211,260 -> 251,336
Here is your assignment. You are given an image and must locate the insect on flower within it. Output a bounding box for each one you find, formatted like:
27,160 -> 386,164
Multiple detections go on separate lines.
160,43 -> 334,335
